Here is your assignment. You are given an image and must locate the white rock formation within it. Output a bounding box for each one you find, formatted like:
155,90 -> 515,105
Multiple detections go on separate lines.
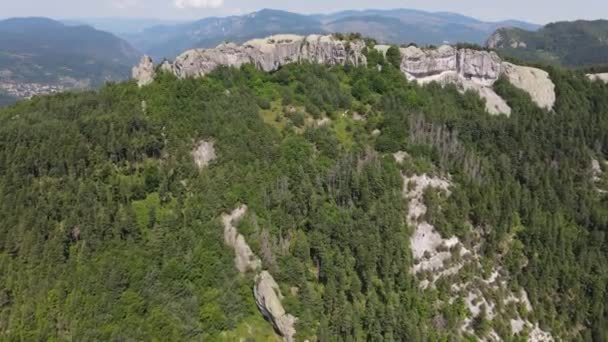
403,173 -> 553,340
587,73 -> 608,83
221,206 -> 296,341
403,174 -> 469,275
502,62 -> 555,110
132,56 -> 155,87
254,271 -> 297,342
399,45 -> 556,114
221,206 -> 261,273
158,34 -> 366,79
192,140 -> 217,170
132,35 -> 556,116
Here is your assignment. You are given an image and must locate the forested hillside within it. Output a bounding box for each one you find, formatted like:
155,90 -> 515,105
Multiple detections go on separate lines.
0,47 -> 607,341
487,20 -> 608,66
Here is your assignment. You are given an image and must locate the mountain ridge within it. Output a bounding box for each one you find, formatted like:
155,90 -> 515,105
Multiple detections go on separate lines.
0,17 -> 141,102
109,8 -> 539,60
487,19 -> 608,66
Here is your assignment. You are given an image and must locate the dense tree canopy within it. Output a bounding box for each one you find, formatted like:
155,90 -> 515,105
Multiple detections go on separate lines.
0,52 -> 607,341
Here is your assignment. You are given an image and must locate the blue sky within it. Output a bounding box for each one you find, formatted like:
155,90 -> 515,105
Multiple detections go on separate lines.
1,0 -> 607,23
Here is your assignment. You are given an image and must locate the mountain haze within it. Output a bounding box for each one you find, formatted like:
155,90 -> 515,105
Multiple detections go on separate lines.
119,8 -> 539,59
0,17 -> 140,103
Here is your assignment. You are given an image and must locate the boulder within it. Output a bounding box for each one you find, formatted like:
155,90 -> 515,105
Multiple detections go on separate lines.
254,271 -> 297,342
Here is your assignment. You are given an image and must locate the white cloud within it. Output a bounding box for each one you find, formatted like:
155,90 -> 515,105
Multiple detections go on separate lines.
174,0 -> 224,9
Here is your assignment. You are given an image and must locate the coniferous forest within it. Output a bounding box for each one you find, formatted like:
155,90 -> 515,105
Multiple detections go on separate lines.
0,47 -> 607,341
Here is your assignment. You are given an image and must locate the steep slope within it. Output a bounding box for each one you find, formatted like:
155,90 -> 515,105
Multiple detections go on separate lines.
0,17 -> 141,100
487,20 -> 608,66
124,8 -> 538,60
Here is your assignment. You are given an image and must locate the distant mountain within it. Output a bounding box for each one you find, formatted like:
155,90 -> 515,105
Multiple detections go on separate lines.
0,17 -> 141,102
487,20 -> 608,66
121,8 -> 538,60
126,9 -> 323,59
62,18 -> 186,35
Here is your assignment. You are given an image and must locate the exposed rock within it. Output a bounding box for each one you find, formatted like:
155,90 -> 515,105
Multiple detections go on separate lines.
373,44 -> 391,57
399,46 -> 509,115
160,34 -> 366,79
587,73 -> 608,83
461,79 -> 512,115
221,206 -> 261,273
192,140 -> 217,170
486,30 -> 526,49
393,151 -> 410,164
403,173 -> 553,340
502,62 -> 555,110
592,158 -> 603,182
403,174 -> 469,275
134,35 -> 556,116
132,55 -> 155,87
254,271 -> 297,342
221,207 -> 297,341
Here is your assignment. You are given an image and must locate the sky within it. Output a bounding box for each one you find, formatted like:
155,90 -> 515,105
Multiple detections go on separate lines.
1,0 -> 607,24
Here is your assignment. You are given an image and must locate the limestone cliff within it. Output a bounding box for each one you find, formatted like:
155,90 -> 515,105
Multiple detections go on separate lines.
133,34 -> 556,115
160,34 -> 366,79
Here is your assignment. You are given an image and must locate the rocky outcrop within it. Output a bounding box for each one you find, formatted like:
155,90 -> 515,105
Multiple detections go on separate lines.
399,46 -> 509,114
221,206 -> 296,341
502,62 -> 555,110
158,34 -> 366,79
221,206 -> 261,273
587,73 -> 608,83
486,29 -> 527,49
132,56 -> 155,87
192,140 -> 217,170
133,34 -> 556,115
399,46 -> 556,114
254,271 -> 297,342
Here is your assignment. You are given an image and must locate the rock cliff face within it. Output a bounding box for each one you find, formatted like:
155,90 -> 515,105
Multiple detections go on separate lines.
254,271 -> 297,342
159,34 -> 366,79
399,45 -> 510,114
399,46 -> 556,114
133,34 -> 556,115
132,56 -> 155,87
